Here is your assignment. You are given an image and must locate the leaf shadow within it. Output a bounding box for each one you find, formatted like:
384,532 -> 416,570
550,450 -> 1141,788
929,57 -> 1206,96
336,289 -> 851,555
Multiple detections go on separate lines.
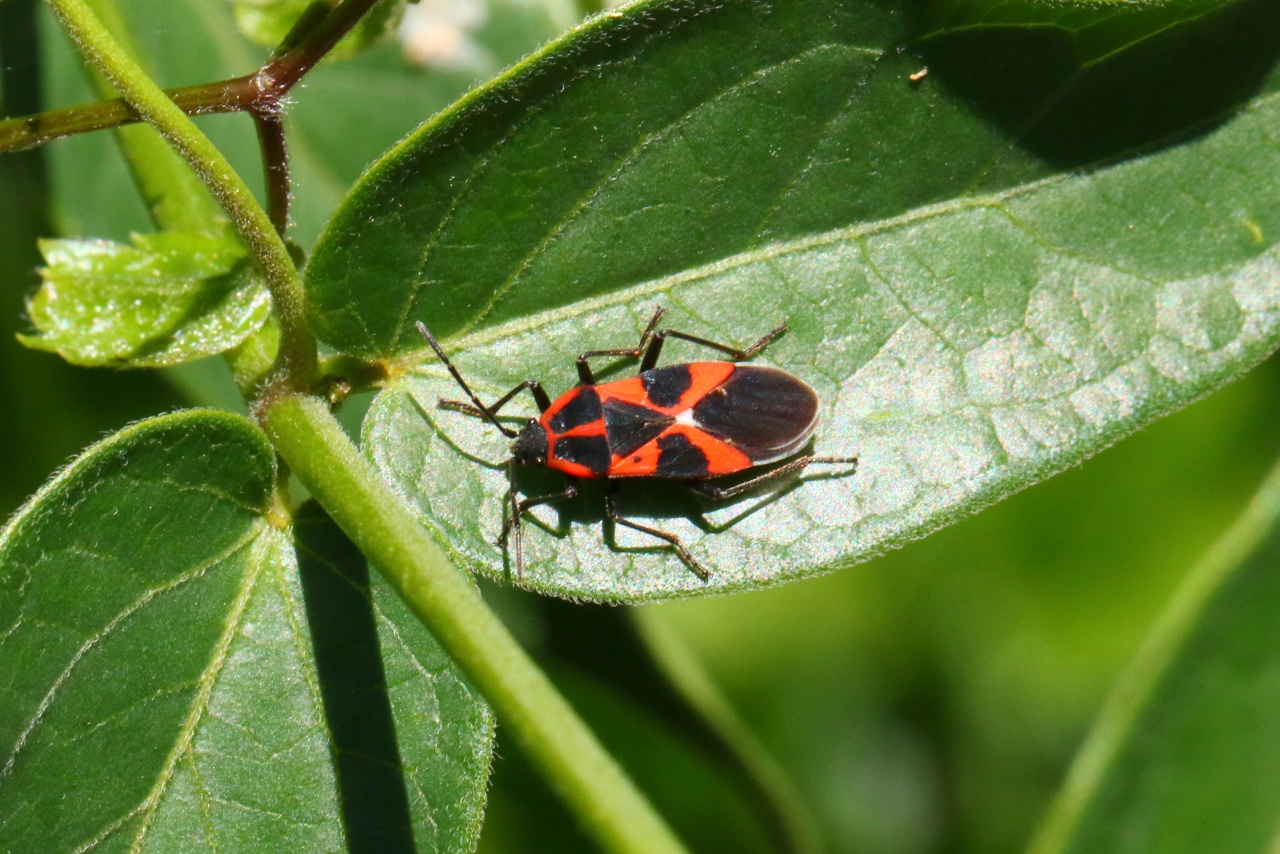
694,459 -> 860,535
911,0 -> 1280,169
294,501 -> 416,854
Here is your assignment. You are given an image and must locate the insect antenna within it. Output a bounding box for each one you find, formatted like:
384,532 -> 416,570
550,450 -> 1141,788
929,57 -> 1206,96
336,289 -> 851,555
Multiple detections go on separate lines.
416,321 -> 518,438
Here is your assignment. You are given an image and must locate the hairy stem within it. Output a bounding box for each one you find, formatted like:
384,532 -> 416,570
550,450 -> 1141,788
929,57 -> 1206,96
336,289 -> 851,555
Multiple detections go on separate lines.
74,0 -> 224,233
45,0 -> 317,385
262,393 -> 689,854
263,0 -> 385,85
0,81 -> 241,154
253,111 -> 292,235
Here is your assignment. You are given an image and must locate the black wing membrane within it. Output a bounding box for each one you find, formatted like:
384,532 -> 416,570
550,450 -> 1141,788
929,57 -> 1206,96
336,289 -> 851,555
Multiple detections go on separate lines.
690,366 -> 819,463
602,399 -> 675,458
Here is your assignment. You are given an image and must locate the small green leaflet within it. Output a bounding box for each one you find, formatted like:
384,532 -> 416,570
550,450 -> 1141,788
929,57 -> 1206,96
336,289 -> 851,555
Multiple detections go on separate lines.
20,230 -> 268,368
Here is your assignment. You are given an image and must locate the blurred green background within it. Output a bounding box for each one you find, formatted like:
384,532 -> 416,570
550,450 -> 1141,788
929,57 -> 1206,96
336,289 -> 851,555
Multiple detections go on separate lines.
4,0 -> 1279,852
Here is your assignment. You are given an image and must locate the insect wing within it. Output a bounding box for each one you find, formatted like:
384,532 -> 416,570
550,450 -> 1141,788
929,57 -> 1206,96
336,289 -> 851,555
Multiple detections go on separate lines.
689,365 -> 820,464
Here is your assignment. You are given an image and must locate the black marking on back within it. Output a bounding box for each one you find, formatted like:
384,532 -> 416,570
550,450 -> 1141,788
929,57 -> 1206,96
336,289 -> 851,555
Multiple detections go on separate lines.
642,364 -> 693,409
552,434 -> 611,475
603,399 -> 674,458
655,432 -> 710,478
691,366 -> 818,460
548,386 -> 602,434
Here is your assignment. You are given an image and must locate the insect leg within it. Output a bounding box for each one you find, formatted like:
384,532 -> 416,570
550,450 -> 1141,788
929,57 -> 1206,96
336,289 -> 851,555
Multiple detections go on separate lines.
639,321 -> 789,372
606,486 -> 711,580
499,462 -> 579,578
438,378 -> 552,422
418,321 -> 546,437
575,306 -> 667,384
686,455 -> 859,502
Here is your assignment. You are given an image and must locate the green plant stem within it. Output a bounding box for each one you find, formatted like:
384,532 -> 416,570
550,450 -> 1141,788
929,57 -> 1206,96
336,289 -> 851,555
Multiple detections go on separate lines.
262,393 -> 688,854
44,0 -> 317,385
1030,452 -> 1280,853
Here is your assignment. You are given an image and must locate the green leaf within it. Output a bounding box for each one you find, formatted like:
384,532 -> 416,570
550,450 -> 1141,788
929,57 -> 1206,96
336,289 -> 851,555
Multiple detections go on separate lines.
314,0 -> 1280,600
924,0 -> 1233,63
0,411 -> 493,851
19,230 -> 269,367
0,411 -> 311,848
1031,459 -> 1280,854
232,0 -> 403,58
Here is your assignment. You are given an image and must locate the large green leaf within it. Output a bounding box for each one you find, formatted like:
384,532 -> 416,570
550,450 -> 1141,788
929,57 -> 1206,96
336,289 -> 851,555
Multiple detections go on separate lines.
0,411 -> 493,851
0,411 -> 316,848
306,0 -> 1280,355
1031,461 -> 1280,854
20,230 -> 269,367
316,0 -> 1280,600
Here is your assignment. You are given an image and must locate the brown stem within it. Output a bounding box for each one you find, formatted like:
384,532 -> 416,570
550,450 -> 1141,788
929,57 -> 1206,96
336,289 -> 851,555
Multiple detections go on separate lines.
253,109 -> 291,235
273,1 -> 335,58
261,0 -> 385,88
0,0 -> 383,156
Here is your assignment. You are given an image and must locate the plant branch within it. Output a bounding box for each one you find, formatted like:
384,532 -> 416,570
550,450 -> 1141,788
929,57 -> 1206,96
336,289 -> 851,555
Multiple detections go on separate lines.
261,393 -> 689,854
262,0 -> 385,86
253,111 -> 292,234
0,0 -> 383,156
44,0 -> 317,385
0,81 -> 236,154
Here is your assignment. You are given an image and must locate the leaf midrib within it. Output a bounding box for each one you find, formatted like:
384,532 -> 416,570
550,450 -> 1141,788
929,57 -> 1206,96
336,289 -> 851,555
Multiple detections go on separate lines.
124,524 -> 269,852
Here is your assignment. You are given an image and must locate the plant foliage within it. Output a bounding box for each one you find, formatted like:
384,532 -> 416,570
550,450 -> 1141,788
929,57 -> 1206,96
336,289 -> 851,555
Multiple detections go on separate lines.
3,0 -> 1280,850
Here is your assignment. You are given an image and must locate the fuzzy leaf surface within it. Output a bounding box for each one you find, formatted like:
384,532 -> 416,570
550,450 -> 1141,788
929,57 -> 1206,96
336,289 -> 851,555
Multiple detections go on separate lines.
0,411 -> 493,850
318,0 -> 1280,601
19,231 -> 268,367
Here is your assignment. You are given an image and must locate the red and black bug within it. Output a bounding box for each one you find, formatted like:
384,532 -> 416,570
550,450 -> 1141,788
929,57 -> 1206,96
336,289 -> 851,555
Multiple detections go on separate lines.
415,308 -> 857,580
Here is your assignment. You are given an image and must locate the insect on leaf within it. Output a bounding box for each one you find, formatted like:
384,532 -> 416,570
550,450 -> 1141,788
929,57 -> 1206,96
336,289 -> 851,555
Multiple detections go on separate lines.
306,0 -> 1280,601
